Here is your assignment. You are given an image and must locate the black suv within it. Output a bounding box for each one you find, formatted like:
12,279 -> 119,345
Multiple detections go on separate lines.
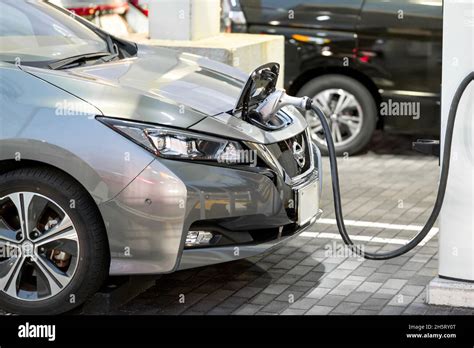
227,0 -> 442,154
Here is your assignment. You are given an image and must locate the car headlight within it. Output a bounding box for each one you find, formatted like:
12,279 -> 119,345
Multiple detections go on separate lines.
97,117 -> 251,164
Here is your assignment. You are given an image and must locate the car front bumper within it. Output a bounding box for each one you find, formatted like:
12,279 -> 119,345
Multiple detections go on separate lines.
99,144 -> 322,275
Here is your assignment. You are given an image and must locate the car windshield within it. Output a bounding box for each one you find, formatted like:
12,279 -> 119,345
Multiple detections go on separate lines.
0,0 -> 108,66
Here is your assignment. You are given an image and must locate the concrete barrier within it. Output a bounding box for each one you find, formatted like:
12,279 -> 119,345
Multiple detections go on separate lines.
125,32 -> 286,88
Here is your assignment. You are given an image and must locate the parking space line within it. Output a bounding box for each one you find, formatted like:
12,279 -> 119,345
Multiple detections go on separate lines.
318,218 -> 439,232
302,219 -> 439,246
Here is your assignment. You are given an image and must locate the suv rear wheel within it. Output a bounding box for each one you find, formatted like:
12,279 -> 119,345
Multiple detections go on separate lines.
297,74 -> 377,155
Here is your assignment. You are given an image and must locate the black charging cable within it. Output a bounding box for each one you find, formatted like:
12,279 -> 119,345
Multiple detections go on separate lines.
306,72 -> 474,260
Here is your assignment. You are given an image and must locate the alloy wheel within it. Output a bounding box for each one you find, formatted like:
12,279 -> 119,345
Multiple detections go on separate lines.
306,88 -> 364,148
0,192 -> 79,301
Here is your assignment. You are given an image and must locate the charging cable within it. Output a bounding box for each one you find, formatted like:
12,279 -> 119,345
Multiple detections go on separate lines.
306,72 -> 473,259
257,72 -> 473,259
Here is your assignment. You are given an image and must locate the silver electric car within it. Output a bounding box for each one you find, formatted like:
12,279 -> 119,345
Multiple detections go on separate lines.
0,0 -> 322,314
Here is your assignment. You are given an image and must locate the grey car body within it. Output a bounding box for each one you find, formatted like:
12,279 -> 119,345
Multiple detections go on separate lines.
0,1 -> 321,312
1,47 -> 321,271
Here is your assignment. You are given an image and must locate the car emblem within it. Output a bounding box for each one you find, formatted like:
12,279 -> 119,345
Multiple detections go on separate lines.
21,241 -> 34,257
292,140 -> 306,168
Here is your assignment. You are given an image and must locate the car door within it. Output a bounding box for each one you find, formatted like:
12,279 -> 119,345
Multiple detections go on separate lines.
239,0 -> 364,88
356,0 -> 442,135
240,0 -> 363,31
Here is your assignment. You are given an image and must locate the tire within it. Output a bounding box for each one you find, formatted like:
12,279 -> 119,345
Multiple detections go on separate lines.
297,74 -> 377,155
0,167 -> 109,314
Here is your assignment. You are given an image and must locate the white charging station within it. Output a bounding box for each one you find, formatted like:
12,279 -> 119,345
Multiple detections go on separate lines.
427,0 -> 474,307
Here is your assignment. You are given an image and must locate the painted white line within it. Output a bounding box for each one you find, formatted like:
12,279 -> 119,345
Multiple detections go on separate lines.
300,231 -> 409,245
301,219 -> 439,246
317,218 -> 439,233
419,227 -> 439,246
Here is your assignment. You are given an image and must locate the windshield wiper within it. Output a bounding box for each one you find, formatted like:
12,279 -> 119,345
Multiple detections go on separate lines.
49,52 -> 112,70
49,32 -> 122,70
100,43 -> 120,63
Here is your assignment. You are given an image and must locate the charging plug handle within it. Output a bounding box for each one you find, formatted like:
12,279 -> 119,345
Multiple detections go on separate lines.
255,90 -> 311,123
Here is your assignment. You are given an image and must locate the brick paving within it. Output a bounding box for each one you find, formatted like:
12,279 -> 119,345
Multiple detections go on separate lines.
114,132 -> 474,315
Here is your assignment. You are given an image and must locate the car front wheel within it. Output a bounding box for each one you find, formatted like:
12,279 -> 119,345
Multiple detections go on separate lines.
297,74 -> 377,155
0,167 -> 109,314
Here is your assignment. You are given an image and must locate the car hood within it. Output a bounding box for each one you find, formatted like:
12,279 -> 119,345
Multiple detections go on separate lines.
23,46 -> 248,128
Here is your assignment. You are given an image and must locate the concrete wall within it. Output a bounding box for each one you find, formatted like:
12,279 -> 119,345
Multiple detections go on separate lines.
127,33 -> 286,88
149,0 -> 221,41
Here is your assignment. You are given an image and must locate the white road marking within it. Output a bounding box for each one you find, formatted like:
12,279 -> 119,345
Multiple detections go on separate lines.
301,218 -> 439,246
318,218 -> 438,232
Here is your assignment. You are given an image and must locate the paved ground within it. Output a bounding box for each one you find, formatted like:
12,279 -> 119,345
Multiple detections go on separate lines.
115,132 -> 474,316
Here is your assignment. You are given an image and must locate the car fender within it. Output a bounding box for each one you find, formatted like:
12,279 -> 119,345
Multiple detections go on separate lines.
0,63 -> 155,204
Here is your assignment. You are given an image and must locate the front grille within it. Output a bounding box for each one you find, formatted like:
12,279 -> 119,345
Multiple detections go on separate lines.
266,131 -> 312,178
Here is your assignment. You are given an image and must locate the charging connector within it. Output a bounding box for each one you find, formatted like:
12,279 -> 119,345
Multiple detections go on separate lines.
255,90 -> 311,123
